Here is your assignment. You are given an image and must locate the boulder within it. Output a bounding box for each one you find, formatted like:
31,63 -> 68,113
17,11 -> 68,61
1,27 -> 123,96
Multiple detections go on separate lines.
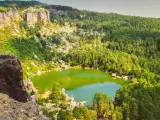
0,55 -> 29,102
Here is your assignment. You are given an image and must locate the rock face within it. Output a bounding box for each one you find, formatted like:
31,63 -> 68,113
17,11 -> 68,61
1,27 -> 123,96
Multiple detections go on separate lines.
0,9 -> 18,27
0,7 -> 50,27
0,93 -> 45,120
0,55 -> 29,102
24,7 -> 50,26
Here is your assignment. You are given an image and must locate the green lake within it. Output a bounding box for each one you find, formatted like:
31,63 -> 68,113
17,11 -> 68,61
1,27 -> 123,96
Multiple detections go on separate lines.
32,68 -> 128,105
66,82 -> 121,106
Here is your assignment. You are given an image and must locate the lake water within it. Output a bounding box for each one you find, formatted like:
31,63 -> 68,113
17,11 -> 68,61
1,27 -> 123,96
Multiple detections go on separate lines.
66,82 -> 121,106
32,68 -> 127,104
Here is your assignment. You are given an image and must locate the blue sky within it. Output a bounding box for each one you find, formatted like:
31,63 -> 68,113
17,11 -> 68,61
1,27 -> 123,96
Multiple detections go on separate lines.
38,0 -> 160,18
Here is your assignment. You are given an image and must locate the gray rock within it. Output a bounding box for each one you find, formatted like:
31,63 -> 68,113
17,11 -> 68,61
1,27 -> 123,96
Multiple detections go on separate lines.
0,93 -> 47,120
0,55 -> 30,102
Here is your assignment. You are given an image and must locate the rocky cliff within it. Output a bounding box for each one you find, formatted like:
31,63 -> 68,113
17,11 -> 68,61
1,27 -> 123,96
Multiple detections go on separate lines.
0,93 -> 46,120
0,8 -> 18,27
0,55 -> 29,102
0,7 -> 50,28
23,7 -> 50,26
0,55 -> 47,119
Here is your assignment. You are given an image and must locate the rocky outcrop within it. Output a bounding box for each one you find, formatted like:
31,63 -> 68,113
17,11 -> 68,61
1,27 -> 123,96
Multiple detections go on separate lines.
0,7 -> 50,27
0,93 -> 46,120
23,7 -> 50,26
0,55 -> 47,119
0,8 -> 18,27
0,55 -> 29,102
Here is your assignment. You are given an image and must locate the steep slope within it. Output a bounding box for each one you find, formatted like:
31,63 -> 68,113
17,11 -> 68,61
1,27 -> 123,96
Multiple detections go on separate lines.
0,1 -> 159,82
0,55 -> 47,120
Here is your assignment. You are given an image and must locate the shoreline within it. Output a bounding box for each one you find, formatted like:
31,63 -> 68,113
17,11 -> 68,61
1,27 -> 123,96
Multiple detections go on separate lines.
25,64 -> 132,101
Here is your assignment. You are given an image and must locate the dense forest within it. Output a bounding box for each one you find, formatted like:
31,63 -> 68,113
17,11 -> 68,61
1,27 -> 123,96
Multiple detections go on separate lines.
0,1 -> 160,120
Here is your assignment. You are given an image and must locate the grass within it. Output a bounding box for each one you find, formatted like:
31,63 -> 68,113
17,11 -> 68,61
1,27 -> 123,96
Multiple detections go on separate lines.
0,35 -> 56,79
32,68 -> 130,93
0,6 -> 9,12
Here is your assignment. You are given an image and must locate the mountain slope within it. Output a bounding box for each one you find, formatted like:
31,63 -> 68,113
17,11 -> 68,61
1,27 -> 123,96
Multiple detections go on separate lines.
0,1 -> 160,120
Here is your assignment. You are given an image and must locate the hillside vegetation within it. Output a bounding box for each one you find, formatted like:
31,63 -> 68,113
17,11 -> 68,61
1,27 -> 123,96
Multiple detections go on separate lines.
0,1 -> 160,120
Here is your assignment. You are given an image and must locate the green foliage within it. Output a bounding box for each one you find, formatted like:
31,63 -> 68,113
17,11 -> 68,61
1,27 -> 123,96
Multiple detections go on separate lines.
30,90 -> 35,96
115,107 -> 123,120
73,106 -> 97,120
8,36 -> 42,60
68,41 -> 159,83
93,92 -> 110,118
37,98 -> 49,105
0,6 -> 9,12
42,109 -> 56,120
5,35 -> 58,62
87,110 -> 97,120
0,26 -> 13,53
157,38 -> 160,51
20,21 -> 28,30
115,84 -> 160,120
0,1 -> 42,8
27,23 -> 42,36
51,35 -> 62,46
59,101 -> 68,110
73,106 -> 88,119
50,4 -> 160,83
57,110 -> 73,120
0,2 -> 160,120
49,82 -> 66,103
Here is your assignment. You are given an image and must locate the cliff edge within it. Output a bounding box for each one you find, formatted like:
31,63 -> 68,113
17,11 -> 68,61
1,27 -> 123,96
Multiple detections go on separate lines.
0,55 -> 47,119
0,8 -> 18,27
0,55 -> 29,102
23,7 -> 50,26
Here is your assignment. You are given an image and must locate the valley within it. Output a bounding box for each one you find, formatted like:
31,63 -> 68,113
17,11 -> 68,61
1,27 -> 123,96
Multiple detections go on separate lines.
0,1 -> 160,120
32,68 -> 127,106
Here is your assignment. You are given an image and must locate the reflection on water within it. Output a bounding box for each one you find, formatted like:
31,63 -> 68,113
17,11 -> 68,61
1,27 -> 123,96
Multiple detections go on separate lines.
66,82 -> 121,106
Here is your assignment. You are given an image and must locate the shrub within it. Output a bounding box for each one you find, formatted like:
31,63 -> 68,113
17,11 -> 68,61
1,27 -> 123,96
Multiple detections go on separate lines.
0,6 -> 9,12
37,98 -> 49,105
57,110 -> 73,120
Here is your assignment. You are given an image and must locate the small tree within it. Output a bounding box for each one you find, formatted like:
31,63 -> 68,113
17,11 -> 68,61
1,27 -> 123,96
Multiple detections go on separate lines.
73,106 -> 97,120
93,92 -> 110,118
73,106 -> 88,119
87,110 -> 97,120
57,110 -> 73,120
49,82 -> 66,103
51,35 -> 62,46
